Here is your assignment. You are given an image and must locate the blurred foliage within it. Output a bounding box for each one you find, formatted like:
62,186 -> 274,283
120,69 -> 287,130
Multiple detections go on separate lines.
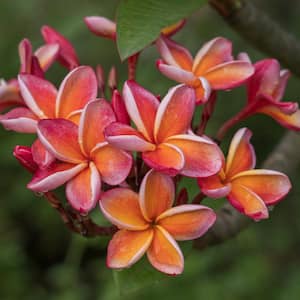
1,0 -> 300,299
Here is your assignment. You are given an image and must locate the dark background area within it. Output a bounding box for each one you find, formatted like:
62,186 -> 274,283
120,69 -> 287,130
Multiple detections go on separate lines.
1,1 -> 300,299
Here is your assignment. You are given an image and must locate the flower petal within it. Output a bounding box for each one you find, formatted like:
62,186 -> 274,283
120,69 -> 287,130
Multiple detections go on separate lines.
66,162 -> 101,213
111,89 -> 130,125
18,74 -> 57,118
123,80 -> 159,142
231,169 -> 291,206
31,138 -> 55,168
197,173 -> 231,198
34,43 -> 60,71
56,66 -> 98,118
79,99 -> 116,155
256,106 -> 300,131
157,204 -> 216,240
105,122 -> 155,152
204,61 -> 254,90
0,107 -> 38,133
100,188 -> 149,230
0,79 -> 23,112
84,16 -> 116,39
228,182 -> 269,220
13,145 -> 38,173
273,69 -> 290,101
156,60 -> 196,84
194,77 -> 211,104
161,19 -> 185,37
142,143 -> 184,176
37,119 -> 85,163
154,85 -> 195,143
147,226 -> 184,275
107,229 -> 153,269
193,37 -> 233,75
28,162 -> 86,192
225,128 -> 256,179
92,143 -> 132,185
167,134 -> 223,177
18,39 -> 33,74
156,36 -> 193,70
139,169 -> 174,222
41,25 -> 79,69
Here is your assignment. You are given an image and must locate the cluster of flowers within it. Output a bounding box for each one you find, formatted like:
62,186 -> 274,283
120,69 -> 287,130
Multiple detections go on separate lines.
0,16 -> 297,275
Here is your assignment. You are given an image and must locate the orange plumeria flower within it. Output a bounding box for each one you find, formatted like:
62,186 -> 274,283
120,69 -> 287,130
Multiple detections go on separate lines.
100,169 -> 216,275
27,99 -> 132,213
0,66 -> 97,168
198,128 -> 291,220
156,36 -> 254,104
105,80 -> 223,177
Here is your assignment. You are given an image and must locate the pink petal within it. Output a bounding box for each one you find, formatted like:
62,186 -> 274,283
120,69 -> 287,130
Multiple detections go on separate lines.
92,143 -> 132,185
227,182 -> 269,221
84,16 -> 116,40
18,38 -> 33,74
107,229 -> 153,269
34,43 -> 60,71
167,134 -> 223,177
156,60 -> 196,84
100,188 -> 149,230
204,61 -> 254,90
66,162 -> 101,213
157,204 -> 216,240
231,169 -> 291,206
139,169 -> 175,221
225,128 -> 256,179
154,85 -> 195,143
257,106 -> 300,131
28,162 -> 87,192
142,143 -> 184,176
0,107 -> 38,133
147,226 -> 184,275
41,25 -> 79,69
111,89 -> 130,125
273,69 -> 290,101
0,79 -> 23,112
37,119 -> 85,163
79,99 -> 116,155
18,74 -> 57,118
105,122 -> 155,152
13,145 -> 38,173
193,37 -> 233,75
31,138 -> 55,169
123,80 -> 159,142
156,36 -> 193,70
56,66 -> 98,119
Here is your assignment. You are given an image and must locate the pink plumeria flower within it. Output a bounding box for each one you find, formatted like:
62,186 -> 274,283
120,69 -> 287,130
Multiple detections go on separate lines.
156,36 -> 254,104
105,80 -> 223,177
198,128 -> 291,220
0,39 -> 59,113
28,99 -> 132,214
100,169 -> 216,275
246,58 -> 300,130
41,25 -> 80,70
0,66 -> 97,168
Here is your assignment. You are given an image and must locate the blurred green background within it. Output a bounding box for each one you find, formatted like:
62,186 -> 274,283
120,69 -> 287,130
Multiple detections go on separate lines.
1,0 -> 300,299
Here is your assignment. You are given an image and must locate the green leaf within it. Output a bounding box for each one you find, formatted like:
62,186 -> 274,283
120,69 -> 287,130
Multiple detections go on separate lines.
116,0 -> 207,60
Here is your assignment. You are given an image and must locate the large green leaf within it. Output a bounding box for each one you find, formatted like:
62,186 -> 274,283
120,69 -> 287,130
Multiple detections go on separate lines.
116,0 -> 207,60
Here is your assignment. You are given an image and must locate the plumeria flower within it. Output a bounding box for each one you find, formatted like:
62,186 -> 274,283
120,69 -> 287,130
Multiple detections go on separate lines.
0,66 -> 98,168
100,169 -> 216,275
198,128 -> 291,220
84,16 -> 185,41
156,36 -> 254,104
246,58 -> 300,130
27,99 -> 132,213
105,80 -> 223,177
217,58 -> 300,139
0,38 -> 59,113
